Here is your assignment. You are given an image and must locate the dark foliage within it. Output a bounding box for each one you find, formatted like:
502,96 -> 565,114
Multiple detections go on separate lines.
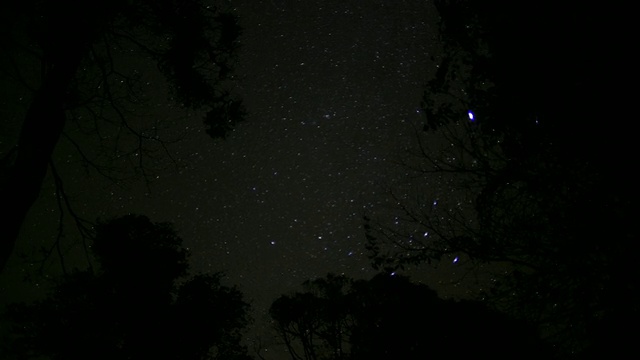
365,1 -> 636,357
1,215 -> 252,360
269,273 -> 551,360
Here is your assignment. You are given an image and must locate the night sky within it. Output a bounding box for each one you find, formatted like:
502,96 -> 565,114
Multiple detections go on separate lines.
1,0 -> 482,355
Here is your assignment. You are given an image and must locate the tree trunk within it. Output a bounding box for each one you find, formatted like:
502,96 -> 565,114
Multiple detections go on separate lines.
0,54 -> 83,272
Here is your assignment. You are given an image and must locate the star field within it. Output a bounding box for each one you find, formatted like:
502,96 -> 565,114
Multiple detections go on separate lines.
111,0 -> 446,311
186,0 -> 442,321
1,0 -> 479,356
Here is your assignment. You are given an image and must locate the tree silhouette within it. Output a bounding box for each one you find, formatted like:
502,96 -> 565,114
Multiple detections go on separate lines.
269,274 -> 350,360
0,0 -> 245,272
269,273 -> 550,360
364,1 -> 636,357
1,214 -> 252,360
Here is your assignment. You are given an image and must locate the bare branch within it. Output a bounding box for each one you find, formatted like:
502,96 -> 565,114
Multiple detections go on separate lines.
49,160 -> 95,272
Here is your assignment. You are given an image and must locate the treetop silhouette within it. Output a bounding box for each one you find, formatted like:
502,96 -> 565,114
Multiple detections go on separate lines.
269,273 -> 551,360
2,214 -> 253,360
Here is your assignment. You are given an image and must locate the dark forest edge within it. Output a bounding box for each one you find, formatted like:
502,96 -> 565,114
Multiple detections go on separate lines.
269,272 -> 553,360
2,197 -> 634,359
1,214 -> 553,360
1,215 -> 253,360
